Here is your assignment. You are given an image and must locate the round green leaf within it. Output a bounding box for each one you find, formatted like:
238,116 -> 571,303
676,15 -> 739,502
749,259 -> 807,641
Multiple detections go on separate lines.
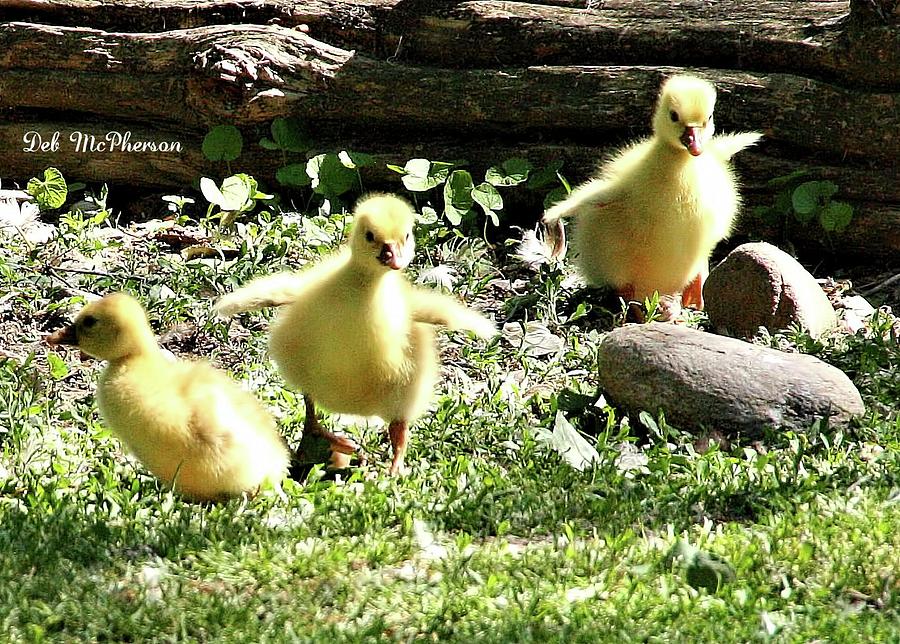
443,203 -> 468,226
791,182 -> 818,215
405,158 -> 431,176
202,125 -> 243,162
543,186 -> 568,210
259,137 -> 280,151
819,201 -> 853,232
792,180 -> 836,216
819,180 -> 839,199
338,150 -> 376,169
218,174 -> 254,211
444,170 -> 474,208
486,157 -> 533,187
527,160 -> 564,191
308,153 -> 357,196
271,117 -> 311,153
276,163 -> 312,188
401,159 -> 452,192
418,206 -> 439,225
774,190 -> 793,217
199,177 -> 224,207
27,167 -> 67,210
472,182 -> 502,210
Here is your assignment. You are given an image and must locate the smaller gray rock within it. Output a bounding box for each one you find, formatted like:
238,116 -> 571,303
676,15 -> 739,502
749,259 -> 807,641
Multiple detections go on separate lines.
597,323 -> 864,438
704,242 -> 837,338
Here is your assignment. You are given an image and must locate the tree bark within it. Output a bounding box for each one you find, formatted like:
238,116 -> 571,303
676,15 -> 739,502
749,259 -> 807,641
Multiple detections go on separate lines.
1,1 -> 898,258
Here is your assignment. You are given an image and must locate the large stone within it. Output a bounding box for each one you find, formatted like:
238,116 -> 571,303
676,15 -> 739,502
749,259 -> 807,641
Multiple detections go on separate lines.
597,323 -> 864,437
703,242 -> 838,338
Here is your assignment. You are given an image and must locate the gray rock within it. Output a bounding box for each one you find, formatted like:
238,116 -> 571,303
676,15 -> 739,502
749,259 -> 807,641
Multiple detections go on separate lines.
703,242 -> 837,338
597,323 -> 864,437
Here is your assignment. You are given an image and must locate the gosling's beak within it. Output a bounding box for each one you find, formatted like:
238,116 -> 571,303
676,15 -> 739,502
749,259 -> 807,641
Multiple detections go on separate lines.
46,324 -> 91,360
46,324 -> 78,346
378,242 -> 410,270
680,126 -> 704,156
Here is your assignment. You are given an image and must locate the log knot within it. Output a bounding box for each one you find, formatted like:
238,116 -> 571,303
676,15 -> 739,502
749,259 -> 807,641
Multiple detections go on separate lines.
193,42 -> 287,86
190,27 -> 352,90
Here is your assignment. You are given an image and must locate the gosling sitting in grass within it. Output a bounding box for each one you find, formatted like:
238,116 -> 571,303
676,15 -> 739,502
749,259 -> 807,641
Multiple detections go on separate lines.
47,293 -> 290,501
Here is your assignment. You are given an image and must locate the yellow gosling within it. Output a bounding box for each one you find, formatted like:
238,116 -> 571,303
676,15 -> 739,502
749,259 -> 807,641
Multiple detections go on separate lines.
215,193 -> 496,474
47,293 -> 289,501
543,74 -> 762,315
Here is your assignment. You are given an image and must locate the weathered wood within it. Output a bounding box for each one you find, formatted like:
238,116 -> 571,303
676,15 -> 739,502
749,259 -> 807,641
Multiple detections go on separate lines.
849,0 -> 900,23
2,23 -> 898,165
0,1 -> 897,260
0,121 -> 207,189
4,1 -> 899,88
3,120 -> 897,259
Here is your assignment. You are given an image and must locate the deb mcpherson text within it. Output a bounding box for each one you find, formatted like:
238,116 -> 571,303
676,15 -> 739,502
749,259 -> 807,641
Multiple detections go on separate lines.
23,130 -> 183,154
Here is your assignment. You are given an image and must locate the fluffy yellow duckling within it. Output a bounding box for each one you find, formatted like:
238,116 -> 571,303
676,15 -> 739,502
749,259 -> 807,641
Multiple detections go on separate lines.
543,74 -> 762,312
46,293 -> 290,501
215,193 -> 497,474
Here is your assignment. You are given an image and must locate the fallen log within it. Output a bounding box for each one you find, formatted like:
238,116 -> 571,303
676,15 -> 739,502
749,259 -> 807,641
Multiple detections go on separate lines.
0,0 -> 897,260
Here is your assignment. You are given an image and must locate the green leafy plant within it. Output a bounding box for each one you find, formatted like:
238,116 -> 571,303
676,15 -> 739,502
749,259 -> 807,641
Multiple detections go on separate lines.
259,115 -> 377,205
161,195 -> 196,223
755,172 -> 854,235
202,125 -> 243,174
485,157 -> 532,187
275,147 -> 375,204
442,170 -> 475,226
259,117 -> 311,156
389,156 -> 549,234
527,159 -> 571,209
200,173 -> 272,227
26,167 -> 67,210
791,180 -> 853,232
389,158 -> 455,192
307,153 -> 366,199
55,183 -> 111,236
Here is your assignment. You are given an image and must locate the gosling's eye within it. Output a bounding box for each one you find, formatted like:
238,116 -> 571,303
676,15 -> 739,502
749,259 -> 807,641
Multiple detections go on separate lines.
669,110 -> 679,122
81,315 -> 98,329
365,230 -> 375,243
405,232 -> 411,241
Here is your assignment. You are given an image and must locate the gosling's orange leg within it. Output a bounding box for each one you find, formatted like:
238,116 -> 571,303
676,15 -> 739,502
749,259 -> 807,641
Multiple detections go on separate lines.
303,395 -> 360,456
388,420 -> 409,476
681,262 -> 709,310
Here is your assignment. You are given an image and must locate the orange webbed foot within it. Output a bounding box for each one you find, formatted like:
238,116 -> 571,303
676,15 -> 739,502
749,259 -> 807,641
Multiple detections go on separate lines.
387,420 -> 409,476
302,395 -> 362,468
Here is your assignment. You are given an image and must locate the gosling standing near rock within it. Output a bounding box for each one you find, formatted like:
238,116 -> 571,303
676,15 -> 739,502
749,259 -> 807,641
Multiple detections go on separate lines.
216,194 -> 497,475
543,74 -> 762,316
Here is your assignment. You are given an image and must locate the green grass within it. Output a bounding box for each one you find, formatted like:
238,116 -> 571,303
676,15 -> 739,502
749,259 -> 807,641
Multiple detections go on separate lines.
1,203 -> 899,642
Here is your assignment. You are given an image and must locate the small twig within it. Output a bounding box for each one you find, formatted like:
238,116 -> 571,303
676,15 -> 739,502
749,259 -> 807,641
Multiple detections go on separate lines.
0,222 -> 34,253
46,265 -> 146,281
860,272 -> 900,297
0,349 -> 27,363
